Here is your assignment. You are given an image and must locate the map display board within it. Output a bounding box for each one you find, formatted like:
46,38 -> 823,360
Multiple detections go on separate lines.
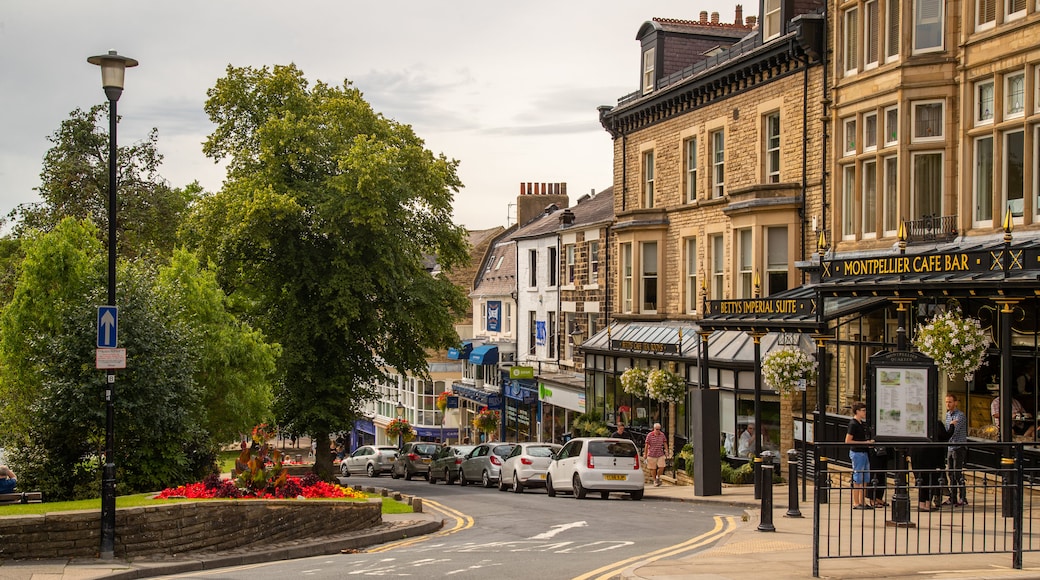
868,350 -> 937,442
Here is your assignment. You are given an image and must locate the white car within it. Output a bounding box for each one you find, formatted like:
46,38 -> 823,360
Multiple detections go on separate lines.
498,442 -> 561,493
545,437 -> 644,500
340,445 -> 399,477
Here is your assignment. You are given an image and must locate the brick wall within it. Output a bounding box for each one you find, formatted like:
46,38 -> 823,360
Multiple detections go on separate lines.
0,499 -> 380,560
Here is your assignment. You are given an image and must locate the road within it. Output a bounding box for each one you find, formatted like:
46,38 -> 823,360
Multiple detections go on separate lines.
154,474 -> 743,580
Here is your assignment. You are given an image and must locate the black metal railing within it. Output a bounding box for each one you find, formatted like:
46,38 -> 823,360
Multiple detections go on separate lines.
904,214 -> 959,244
813,442 -> 1035,577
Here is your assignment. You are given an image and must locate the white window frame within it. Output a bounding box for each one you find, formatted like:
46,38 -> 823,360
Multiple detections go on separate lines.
843,117 -> 857,156
640,242 -> 658,314
913,0 -> 944,55
976,0 -> 997,30
865,0 -> 880,69
764,112 -> 781,183
642,48 -> 655,95
763,0 -> 782,40
911,100 -> 945,143
885,0 -> 900,62
1005,71 -> 1025,120
548,246 -> 558,287
864,111 -> 878,151
1036,66 -> 1040,114
528,249 -> 537,287
911,151 -> 944,219
589,240 -> 599,281
565,244 -> 576,284
1004,129 -> 1025,221
863,159 -> 878,238
842,164 -> 857,240
642,149 -> 655,208
1006,0 -> 1026,21
1035,126 -> 1040,222
711,235 -> 725,300
738,229 -> 753,298
884,105 -> 899,147
504,302 -> 512,334
621,243 -> 633,313
844,7 -> 860,75
975,80 -> 994,125
684,137 -> 698,203
685,237 -> 698,314
710,130 -> 725,198
973,135 -> 994,227
765,226 -> 788,296
883,155 -> 899,236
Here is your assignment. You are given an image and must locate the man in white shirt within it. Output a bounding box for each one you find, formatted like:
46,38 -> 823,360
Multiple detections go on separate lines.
737,424 -> 755,457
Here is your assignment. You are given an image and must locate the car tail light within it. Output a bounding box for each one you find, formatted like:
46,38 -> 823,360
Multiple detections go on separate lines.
521,457 -> 533,465
490,456 -> 502,466
633,454 -> 640,470
407,453 -> 419,461
454,458 -> 462,465
587,452 -> 595,469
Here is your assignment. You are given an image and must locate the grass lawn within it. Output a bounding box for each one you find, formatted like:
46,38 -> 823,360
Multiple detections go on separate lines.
0,492 -> 413,517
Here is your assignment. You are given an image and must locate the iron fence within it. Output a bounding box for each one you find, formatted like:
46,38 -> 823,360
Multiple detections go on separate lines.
812,442 -> 1035,576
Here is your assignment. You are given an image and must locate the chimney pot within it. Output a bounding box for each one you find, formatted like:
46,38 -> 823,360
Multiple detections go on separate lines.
700,11 -> 708,23
519,182 -> 525,195
711,12 -> 719,24
746,15 -> 757,27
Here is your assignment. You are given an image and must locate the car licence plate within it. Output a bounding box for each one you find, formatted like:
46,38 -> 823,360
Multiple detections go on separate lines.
422,458 -> 431,464
604,474 -> 627,481
535,474 -> 545,480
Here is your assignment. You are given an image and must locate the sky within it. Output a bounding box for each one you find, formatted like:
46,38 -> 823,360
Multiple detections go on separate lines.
0,1 -> 747,231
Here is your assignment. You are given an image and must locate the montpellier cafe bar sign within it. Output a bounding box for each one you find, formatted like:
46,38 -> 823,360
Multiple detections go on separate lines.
821,246 -> 1033,280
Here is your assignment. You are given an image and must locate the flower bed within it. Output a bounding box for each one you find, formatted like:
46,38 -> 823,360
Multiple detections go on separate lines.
155,474 -> 367,500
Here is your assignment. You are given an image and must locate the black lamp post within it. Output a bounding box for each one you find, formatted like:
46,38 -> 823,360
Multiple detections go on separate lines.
87,49 -> 137,560
395,399 -> 406,450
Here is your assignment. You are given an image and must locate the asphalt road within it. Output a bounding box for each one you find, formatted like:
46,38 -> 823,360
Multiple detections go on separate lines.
152,474 -> 743,580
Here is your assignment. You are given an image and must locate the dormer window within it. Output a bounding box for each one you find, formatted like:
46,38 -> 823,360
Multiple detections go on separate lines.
763,0 -> 782,40
642,47 -> 656,94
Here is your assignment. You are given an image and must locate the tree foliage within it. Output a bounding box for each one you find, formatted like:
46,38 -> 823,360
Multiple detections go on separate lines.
6,105 -> 197,262
184,64 -> 471,478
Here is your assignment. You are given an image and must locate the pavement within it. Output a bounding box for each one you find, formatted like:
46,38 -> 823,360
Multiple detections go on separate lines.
4,472 -> 1040,580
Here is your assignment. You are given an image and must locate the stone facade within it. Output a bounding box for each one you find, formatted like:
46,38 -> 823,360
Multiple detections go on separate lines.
0,499 -> 380,560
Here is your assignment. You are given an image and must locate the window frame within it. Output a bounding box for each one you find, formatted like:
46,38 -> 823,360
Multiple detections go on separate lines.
737,228 -> 753,298
973,135 -> 994,226
642,149 -> 655,208
565,244 -> 576,284
1003,129 -> 1025,221
911,150 -> 944,219
763,0 -> 782,40
911,100 -> 945,143
884,0 -> 900,62
640,241 -> 659,314
1005,71 -> 1025,120
864,111 -> 878,152
589,240 -> 600,281
642,48 -> 655,95
764,111 -> 781,183
884,105 -> 899,147
862,159 -> 878,238
711,235 -> 725,300
1006,0 -> 1026,21
685,237 -> 698,314
882,155 -> 899,236
842,164 -> 857,239
843,117 -> 857,156
621,243 -> 633,313
976,0 -> 997,30
547,246 -> 558,287
765,226 -> 789,296
913,0 -> 945,55
528,249 -> 537,288
844,7 -> 860,75
710,129 -> 726,198
865,0 -> 880,69
684,137 -> 698,203
975,79 -> 995,126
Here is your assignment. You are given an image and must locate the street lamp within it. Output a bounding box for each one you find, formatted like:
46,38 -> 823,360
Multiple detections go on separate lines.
395,399 -> 406,450
87,49 -> 138,560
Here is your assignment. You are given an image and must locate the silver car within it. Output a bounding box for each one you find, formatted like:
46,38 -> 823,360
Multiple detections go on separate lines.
340,445 -> 398,477
459,442 -> 516,488
498,442 -> 561,493
545,437 -> 644,500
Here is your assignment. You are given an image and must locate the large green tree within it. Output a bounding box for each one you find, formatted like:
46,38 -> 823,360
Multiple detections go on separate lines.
184,64 -> 470,478
6,105 -> 197,261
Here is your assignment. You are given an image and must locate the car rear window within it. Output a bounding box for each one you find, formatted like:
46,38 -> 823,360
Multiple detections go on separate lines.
414,444 -> 439,455
492,444 -> 515,457
589,441 -> 637,458
527,446 -> 556,458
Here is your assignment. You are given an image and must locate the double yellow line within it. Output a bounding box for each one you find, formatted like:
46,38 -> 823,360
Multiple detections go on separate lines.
365,498 -> 473,553
572,515 -> 738,580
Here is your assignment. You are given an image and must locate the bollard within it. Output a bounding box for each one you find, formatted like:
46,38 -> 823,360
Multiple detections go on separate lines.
817,456 -> 829,504
753,456 -> 764,500
758,464 -> 776,532
1002,457 -> 1017,518
786,449 -> 802,517
888,447 -> 914,527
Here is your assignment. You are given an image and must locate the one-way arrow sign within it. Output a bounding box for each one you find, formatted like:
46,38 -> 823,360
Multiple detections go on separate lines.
97,306 -> 118,348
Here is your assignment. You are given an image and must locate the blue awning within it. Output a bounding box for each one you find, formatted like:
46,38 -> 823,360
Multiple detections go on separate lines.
469,344 -> 499,365
447,341 -> 473,360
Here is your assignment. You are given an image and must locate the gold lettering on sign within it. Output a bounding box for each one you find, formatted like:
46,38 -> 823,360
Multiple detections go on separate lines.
838,253 -> 970,276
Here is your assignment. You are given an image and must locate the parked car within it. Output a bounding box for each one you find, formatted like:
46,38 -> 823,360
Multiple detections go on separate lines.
498,442 -> 561,493
545,437 -> 644,500
459,442 -> 516,488
340,445 -> 399,477
428,445 -> 476,484
392,442 -> 442,480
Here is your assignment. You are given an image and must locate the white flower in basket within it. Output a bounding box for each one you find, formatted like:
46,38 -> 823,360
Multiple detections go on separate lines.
761,346 -> 817,395
620,367 -> 648,397
646,369 -> 686,403
913,308 -> 990,381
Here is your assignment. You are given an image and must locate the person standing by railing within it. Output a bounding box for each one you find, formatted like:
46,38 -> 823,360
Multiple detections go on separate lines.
846,402 -> 875,509
944,394 -> 969,506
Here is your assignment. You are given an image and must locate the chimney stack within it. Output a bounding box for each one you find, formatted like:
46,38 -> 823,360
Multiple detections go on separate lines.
700,11 -> 708,24
515,181 -> 570,227
746,15 -> 757,28
711,11 -> 719,24
735,4 -> 743,26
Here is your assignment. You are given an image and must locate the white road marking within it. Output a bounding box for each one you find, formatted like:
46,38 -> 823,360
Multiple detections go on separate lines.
528,520 -> 588,540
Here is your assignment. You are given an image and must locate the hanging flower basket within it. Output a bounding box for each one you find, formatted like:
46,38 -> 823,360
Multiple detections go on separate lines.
620,367 -> 648,397
472,407 -> 500,435
436,391 -> 450,413
761,346 -> 817,395
913,307 -> 990,381
385,418 -> 413,441
646,369 -> 686,403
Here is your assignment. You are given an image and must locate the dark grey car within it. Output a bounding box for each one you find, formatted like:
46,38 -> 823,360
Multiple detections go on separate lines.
428,445 -> 475,484
391,442 -> 442,480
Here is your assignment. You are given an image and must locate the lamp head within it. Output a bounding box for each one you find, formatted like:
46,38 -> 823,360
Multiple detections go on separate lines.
87,50 -> 138,101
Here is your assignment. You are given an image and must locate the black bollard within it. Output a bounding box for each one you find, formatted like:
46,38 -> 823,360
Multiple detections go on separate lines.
888,447 -> 914,528
758,464 -> 776,532
1002,457 -> 1016,519
817,456 -> 829,504
786,449 -> 802,517
753,456 -> 763,500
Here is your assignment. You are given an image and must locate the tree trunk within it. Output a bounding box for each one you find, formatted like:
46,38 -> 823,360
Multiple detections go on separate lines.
312,431 -> 335,481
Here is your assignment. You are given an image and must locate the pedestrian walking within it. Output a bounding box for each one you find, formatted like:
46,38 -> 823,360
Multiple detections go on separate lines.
643,422 -> 669,487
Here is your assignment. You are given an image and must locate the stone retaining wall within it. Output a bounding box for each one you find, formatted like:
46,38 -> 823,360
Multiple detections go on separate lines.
0,499 -> 381,560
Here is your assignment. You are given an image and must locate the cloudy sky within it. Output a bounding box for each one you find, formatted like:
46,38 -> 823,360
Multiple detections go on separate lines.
0,1 -> 747,231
